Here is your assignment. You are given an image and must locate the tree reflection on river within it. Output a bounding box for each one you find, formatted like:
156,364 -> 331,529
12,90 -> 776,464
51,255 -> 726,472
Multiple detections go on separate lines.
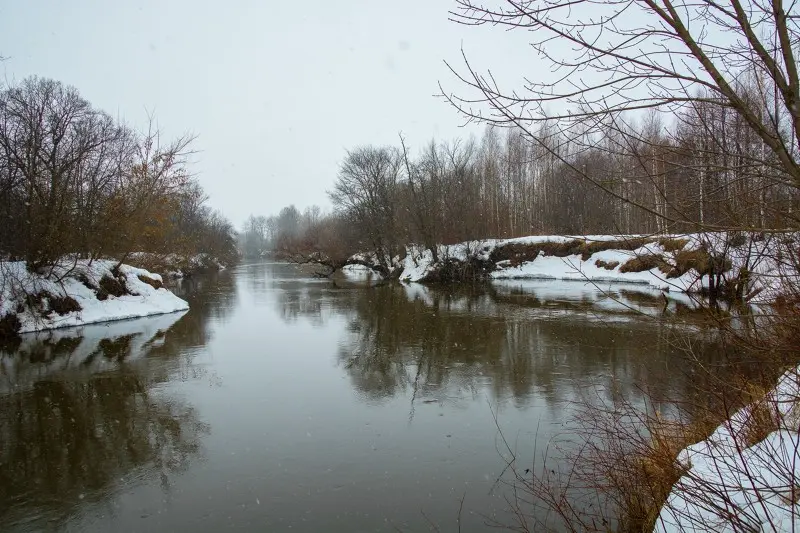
0,271 -> 237,531
272,274 -> 698,411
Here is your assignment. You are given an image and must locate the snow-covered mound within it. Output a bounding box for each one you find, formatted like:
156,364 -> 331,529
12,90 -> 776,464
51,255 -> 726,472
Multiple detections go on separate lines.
337,264 -> 384,283
655,366 -> 800,532
0,259 -> 189,335
127,252 -> 227,278
378,233 -> 796,301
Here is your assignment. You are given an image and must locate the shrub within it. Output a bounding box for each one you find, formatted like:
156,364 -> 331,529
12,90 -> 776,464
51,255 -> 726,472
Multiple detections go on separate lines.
0,313 -> 21,339
98,274 -> 128,299
48,295 -> 81,315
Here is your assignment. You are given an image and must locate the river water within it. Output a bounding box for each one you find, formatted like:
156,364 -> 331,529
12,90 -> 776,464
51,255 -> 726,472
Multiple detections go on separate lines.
0,261 -> 704,532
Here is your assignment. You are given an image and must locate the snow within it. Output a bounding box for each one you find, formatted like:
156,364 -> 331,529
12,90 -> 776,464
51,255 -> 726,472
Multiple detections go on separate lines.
488,250 -> 688,291
0,259 -> 189,333
339,264 -> 384,282
655,366 -> 800,532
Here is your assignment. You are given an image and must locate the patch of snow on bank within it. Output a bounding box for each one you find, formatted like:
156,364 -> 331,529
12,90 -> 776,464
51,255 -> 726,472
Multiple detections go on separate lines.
340,264 -> 383,282
0,260 -> 189,333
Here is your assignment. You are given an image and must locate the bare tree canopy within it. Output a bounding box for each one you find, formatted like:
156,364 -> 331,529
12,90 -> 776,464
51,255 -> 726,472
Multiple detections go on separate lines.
443,0 -> 800,227
0,77 -> 238,270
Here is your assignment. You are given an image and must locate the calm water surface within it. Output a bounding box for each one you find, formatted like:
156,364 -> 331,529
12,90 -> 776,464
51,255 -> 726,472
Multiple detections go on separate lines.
0,262 -> 702,532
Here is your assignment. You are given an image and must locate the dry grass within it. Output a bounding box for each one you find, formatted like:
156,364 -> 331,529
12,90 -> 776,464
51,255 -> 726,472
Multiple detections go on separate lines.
48,294 -> 81,315
742,398 -> 781,448
612,418 -> 711,531
672,249 -> 712,277
595,259 -> 620,270
512,320 -> 800,533
137,274 -> 163,290
658,237 -> 689,252
619,254 -> 670,274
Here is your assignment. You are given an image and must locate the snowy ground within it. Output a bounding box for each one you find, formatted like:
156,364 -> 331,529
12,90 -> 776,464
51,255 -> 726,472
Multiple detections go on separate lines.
0,260 -> 189,334
655,365 -> 800,532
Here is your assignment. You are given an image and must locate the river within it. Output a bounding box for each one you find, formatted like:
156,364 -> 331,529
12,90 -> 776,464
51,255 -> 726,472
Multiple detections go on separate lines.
0,261 -> 706,532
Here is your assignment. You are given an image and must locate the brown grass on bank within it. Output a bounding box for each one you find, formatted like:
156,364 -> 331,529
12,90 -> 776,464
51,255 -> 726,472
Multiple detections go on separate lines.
137,274 -> 163,290
595,259 -> 620,270
614,413 -> 718,531
618,254 -> 671,274
97,274 -> 129,300
658,238 -> 690,252
672,249 -> 712,277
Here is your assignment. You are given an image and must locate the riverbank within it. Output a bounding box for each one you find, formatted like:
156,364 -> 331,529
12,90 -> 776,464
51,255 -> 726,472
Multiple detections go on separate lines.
127,252 -> 228,279
0,259 -> 189,338
344,233 -> 794,303
655,364 -> 800,531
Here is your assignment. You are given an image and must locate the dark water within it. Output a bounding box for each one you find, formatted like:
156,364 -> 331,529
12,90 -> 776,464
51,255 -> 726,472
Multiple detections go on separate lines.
0,262 -> 703,532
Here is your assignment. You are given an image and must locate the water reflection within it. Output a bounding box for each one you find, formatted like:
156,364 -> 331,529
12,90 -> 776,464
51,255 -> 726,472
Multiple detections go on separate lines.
271,275 -> 698,412
0,271 -> 237,532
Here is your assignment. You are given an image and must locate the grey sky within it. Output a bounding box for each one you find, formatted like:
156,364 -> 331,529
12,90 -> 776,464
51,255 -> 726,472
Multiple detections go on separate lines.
1,0 -> 535,227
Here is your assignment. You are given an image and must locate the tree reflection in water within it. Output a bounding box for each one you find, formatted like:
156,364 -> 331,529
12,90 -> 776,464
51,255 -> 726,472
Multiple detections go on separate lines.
274,278 -> 705,417
0,270 -> 237,531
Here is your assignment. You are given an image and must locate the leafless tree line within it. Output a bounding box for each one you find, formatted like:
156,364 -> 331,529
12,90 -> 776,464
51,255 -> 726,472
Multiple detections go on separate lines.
0,77 -> 237,271
251,99 -> 799,272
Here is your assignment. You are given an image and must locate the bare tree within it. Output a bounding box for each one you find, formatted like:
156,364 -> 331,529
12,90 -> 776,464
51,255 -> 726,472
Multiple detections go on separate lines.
329,146 -> 403,271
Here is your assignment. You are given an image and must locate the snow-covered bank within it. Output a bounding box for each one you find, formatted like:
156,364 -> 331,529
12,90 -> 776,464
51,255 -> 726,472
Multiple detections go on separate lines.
655,365 -> 800,532
349,233 -> 795,302
0,260 -> 189,336
127,252 -> 227,279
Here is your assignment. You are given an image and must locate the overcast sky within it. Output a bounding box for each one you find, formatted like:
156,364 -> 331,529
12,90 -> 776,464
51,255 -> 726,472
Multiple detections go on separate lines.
0,0 -> 536,226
